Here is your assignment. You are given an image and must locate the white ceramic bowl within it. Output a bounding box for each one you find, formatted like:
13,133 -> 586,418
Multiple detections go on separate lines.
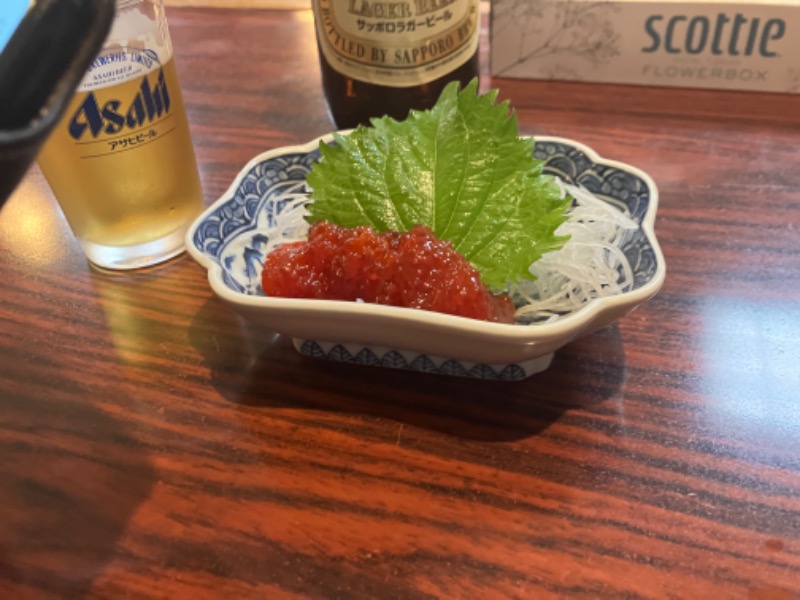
187,134 -> 665,380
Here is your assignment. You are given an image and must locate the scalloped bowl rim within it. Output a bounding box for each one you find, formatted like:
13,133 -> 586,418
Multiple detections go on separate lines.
186,133 -> 666,345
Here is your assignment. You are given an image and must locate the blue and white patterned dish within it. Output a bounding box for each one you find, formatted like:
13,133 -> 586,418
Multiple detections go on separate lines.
186,134 -> 665,381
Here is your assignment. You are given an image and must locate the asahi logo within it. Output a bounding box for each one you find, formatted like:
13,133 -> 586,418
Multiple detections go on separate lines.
642,13 -> 786,57
69,69 -> 171,141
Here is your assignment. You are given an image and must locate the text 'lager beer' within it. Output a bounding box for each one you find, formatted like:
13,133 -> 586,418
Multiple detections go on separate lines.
37,0 -> 203,270
311,0 -> 480,129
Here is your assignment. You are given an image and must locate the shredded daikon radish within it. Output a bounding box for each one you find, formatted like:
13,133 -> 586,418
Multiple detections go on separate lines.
264,178 -> 639,324
259,180 -> 311,255
510,179 -> 639,323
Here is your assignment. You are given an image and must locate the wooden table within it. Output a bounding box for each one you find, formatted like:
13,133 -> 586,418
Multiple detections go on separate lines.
2,7 -> 799,599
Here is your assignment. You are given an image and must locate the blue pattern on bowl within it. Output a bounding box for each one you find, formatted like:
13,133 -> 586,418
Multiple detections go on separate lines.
295,340 -> 535,381
533,141 -> 658,290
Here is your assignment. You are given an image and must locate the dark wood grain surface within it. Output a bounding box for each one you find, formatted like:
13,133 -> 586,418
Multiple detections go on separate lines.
2,7 -> 799,600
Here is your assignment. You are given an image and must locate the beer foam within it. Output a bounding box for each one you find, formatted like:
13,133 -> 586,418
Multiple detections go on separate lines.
109,4 -> 171,56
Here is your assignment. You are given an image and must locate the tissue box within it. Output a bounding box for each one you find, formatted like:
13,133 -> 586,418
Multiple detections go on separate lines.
489,0 -> 800,93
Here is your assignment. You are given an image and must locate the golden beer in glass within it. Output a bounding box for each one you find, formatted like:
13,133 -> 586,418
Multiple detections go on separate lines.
37,0 -> 203,269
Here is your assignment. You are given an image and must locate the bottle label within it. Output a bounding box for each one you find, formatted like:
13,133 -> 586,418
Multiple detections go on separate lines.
312,0 -> 479,87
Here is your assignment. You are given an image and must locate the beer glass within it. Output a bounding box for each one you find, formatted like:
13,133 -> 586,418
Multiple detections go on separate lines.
37,0 -> 204,270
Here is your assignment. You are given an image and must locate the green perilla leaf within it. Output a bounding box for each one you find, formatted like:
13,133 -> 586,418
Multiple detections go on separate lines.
305,79 -> 570,290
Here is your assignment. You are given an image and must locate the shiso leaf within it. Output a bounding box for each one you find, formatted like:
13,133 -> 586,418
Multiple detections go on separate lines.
305,79 -> 571,290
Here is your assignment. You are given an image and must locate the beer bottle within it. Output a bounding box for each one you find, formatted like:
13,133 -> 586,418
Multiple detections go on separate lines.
311,0 -> 481,129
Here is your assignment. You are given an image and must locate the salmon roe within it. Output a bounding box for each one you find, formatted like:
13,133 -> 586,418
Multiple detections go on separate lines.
262,221 -> 516,323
